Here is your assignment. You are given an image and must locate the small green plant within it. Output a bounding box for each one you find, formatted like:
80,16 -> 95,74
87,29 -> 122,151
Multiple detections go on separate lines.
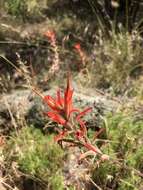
92,112 -> 143,190
5,0 -> 27,16
4,0 -> 44,20
5,126 -> 65,189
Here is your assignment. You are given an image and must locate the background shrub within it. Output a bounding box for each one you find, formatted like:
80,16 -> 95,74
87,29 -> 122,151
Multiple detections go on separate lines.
5,126 -> 65,189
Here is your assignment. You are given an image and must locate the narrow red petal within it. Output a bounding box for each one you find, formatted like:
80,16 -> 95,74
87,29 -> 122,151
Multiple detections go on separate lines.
64,79 -> 73,104
66,92 -> 73,117
44,95 -> 61,111
45,111 -> 66,125
77,119 -> 87,136
68,108 -> 80,117
64,74 -> 74,118
76,107 -> 92,120
57,89 -> 64,107
84,143 -> 102,154
44,95 -> 56,108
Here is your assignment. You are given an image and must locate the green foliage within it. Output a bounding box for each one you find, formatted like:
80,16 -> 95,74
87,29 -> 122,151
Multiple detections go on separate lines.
5,0 -> 27,16
92,112 -> 143,190
5,126 -> 65,189
49,174 -> 65,190
4,0 -> 60,20
4,0 -> 44,20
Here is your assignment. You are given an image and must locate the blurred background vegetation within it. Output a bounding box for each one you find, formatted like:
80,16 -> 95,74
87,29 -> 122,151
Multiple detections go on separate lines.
0,0 -> 143,95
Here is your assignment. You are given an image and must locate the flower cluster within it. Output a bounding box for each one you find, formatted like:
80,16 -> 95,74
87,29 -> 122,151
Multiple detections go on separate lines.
44,30 -> 60,76
74,43 -> 86,67
43,75 -> 109,161
44,30 -> 56,42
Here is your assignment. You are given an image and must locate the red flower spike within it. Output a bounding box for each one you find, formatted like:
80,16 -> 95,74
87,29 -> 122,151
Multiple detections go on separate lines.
45,111 -> 66,125
39,74 -> 107,160
43,75 -> 79,125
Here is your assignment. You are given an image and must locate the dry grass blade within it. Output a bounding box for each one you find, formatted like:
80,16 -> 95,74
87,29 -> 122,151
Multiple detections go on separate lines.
3,97 -> 18,136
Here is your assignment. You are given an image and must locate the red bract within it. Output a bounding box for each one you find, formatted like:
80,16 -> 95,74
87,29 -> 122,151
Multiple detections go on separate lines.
84,142 -> 102,155
44,95 -> 62,112
74,43 -> 81,51
64,75 -> 74,119
44,30 -> 56,41
43,75 -> 79,124
76,119 -> 87,136
43,75 -> 92,129
76,107 -> 92,135
76,107 -> 92,121
45,111 -> 66,125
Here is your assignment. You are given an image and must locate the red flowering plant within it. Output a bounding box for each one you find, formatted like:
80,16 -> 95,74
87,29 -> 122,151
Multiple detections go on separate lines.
44,30 -> 60,76
44,30 -> 56,42
74,43 -> 86,67
43,75 -> 109,161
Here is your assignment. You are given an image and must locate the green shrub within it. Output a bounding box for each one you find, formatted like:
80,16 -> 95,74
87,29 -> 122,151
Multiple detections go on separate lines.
4,0 -> 45,20
5,126 -> 65,189
92,112 -> 143,190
